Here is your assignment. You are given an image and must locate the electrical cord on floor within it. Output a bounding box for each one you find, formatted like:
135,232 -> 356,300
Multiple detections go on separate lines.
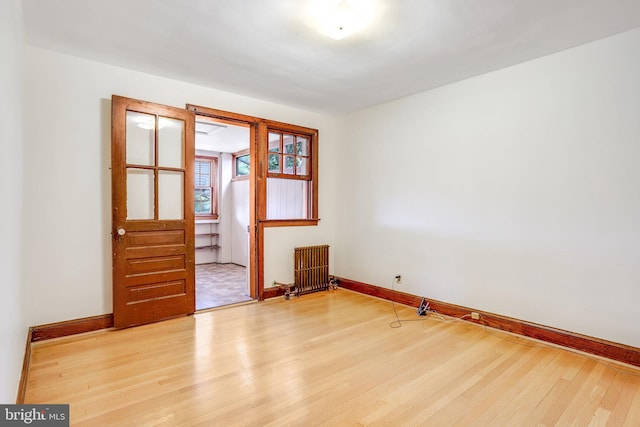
388,277 -> 436,328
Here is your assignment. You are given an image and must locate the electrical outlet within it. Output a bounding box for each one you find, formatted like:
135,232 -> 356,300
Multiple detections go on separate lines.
395,274 -> 402,284
471,312 -> 480,320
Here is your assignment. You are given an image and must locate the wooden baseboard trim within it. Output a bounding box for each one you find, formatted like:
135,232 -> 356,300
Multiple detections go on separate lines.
262,286 -> 286,300
336,277 -> 640,368
16,328 -> 33,404
31,314 -> 114,342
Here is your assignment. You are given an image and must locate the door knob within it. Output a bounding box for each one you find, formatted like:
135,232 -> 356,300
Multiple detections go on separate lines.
117,228 -> 126,236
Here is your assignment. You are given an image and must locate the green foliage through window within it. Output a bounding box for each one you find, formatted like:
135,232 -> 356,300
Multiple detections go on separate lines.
235,154 -> 250,176
267,132 -> 310,176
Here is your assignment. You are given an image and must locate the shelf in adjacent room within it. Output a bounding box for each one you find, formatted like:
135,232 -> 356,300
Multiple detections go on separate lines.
195,221 -> 220,264
195,244 -> 221,250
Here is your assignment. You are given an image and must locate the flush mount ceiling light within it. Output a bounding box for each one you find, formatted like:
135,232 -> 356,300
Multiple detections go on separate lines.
309,0 -> 376,40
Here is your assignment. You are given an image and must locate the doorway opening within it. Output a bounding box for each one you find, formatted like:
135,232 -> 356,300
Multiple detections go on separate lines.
194,115 -> 252,310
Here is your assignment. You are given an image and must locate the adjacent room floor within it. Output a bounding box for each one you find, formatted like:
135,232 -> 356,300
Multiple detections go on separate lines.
196,263 -> 251,310
24,290 -> 640,426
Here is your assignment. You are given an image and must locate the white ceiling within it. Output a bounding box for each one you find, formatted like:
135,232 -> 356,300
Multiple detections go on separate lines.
195,120 -> 250,153
21,0 -> 640,115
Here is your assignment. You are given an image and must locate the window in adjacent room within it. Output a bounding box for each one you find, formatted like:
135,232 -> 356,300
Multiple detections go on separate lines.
233,149 -> 250,179
194,156 -> 218,219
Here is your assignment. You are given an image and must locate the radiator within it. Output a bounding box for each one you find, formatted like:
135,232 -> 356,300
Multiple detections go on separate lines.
294,244 -> 330,296
274,245 -> 334,299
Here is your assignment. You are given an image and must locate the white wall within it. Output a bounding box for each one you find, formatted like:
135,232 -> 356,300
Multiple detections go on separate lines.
336,28 -> 640,347
230,179 -> 249,266
0,0 -> 26,403
218,152 -> 233,264
23,46 -> 338,326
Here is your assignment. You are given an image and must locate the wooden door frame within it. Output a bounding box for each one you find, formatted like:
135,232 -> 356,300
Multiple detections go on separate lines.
186,105 -> 264,299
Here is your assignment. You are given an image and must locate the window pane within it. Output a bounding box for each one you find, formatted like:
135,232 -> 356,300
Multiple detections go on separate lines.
296,136 -> 309,156
284,134 -> 295,154
158,170 -> 184,220
266,178 -> 307,219
126,111 -> 155,166
268,153 -> 280,172
284,155 -> 295,174
157,117 -> 184,168
195,188 -> 212,214
236,155 -> 250,176
296,157 -> 307,176
127,168 -> 154,219
195,160 -> 211,186
268,132 -> 280,152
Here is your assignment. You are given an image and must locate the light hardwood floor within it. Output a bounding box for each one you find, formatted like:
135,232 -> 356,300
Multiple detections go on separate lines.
25,290 -> 640,426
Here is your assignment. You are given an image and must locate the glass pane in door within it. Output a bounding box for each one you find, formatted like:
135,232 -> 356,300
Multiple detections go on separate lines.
158,117 -> 185,168
126,111 -> 155,166
158,170 -> 184,220
127,168 -> 155,219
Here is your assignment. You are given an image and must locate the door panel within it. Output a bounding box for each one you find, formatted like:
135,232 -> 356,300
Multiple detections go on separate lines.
112,95 -> 195,328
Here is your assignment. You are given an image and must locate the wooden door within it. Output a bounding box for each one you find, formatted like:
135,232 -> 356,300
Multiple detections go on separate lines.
111,95 -> 195,328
